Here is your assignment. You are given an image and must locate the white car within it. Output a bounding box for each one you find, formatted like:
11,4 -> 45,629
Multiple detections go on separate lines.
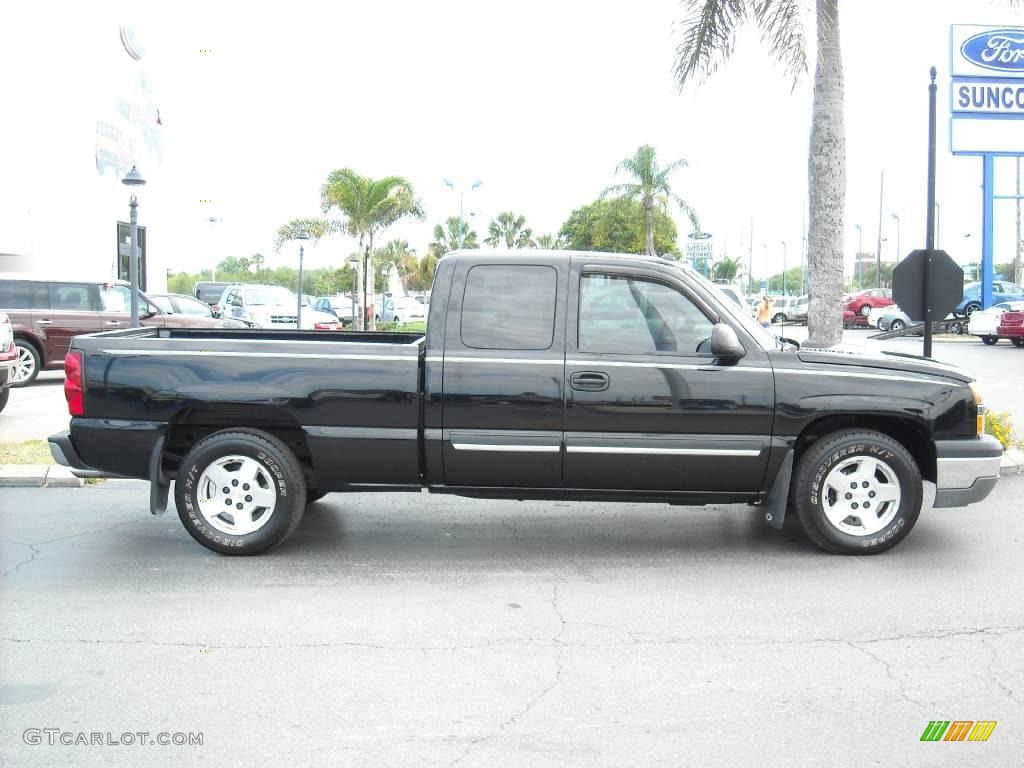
969,300 -> 1024,345
377,296 -> 426,325
218,285 -> 341,330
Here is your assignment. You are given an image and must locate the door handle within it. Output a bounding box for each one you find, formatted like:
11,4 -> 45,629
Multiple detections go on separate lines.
105,321 -> 121,327
36,319 -> 52,325
570,371 -> 610,391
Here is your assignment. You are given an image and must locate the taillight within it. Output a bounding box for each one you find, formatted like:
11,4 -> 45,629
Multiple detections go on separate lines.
64,351 -> 84,416
313,322 -> 339,330
999,311 -> 1024,327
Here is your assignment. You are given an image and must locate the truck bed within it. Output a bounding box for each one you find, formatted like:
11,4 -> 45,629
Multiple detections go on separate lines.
67,327 -> 425,489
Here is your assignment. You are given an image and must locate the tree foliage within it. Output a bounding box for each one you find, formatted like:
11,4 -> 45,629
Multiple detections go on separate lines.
602,144 -> 699,256
713,255 -> 742,282
485,211 -> 536,249
430,217 -> 479,259
559,197 -> 679,256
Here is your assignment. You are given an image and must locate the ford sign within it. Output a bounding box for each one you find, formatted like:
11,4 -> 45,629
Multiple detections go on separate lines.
961,29 -> 1024,73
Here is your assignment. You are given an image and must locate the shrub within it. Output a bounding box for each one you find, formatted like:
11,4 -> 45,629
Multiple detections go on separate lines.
985,410 -> 1020,451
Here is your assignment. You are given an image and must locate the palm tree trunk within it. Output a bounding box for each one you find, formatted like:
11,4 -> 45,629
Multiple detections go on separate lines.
805,0 -> 846,348
366,235 -> 376,331
644,200 -> 656,256
355,236 -> 365,331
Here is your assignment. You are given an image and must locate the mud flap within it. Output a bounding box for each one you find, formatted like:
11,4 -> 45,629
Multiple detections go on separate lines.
762,449 -> 794,530
149,435 -> 170,516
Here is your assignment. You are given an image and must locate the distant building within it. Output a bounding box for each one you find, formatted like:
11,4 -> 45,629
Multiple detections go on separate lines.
0,11 -> 168,291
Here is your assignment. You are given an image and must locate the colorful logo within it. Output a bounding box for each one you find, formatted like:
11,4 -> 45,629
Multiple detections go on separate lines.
920,720 -> 997,742
960,30 -> 1024,73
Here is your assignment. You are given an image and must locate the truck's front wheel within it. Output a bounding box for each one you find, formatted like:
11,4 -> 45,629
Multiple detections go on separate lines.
790,429 -> 922,554
174,429 -> 306,555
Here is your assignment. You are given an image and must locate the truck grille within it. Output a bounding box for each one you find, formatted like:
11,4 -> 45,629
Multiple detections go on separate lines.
270,315 -> 297,325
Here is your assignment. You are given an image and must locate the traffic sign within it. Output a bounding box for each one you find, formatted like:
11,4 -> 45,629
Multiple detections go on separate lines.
892,249 -> 964,321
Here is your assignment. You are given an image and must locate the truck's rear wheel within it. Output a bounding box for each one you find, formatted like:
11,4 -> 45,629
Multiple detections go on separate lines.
790,429 -> 922,555
174,429 -> 306,554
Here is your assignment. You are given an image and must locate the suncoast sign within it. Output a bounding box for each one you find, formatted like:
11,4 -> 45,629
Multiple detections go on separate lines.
949,24 -> 1024,156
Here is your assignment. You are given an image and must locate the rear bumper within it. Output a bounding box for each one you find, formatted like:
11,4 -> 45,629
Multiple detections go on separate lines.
48,430 -> 128,478
933,435 -> 1003,508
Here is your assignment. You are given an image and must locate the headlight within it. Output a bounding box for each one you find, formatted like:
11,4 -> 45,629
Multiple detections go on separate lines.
969,381 -> 985,435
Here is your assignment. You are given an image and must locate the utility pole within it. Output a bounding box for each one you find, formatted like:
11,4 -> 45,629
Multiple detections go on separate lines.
748,218 -> 754,294
1016,157 -> 1022,286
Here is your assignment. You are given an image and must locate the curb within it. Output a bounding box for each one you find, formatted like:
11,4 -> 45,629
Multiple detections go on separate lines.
1001,448 -> 1024,477
0,464 -> 83,488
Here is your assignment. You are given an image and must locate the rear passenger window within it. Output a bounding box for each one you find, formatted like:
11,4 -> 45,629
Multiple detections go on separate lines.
48,283 -> 96,311
460,265 -> 557,350
0,280 -> 31,309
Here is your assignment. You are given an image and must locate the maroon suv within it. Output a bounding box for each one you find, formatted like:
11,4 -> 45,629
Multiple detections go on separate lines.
0,277 -> 239,386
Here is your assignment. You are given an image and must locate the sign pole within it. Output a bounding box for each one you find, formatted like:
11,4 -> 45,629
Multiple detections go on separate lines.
981,154 -> 995,309
924,67 -> 937,358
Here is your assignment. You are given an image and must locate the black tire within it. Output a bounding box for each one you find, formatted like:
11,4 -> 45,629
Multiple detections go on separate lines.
890,319 -> 906,331
1013,337 -> 1024,348
772,313 -> 786,324
12,339 -> 40,387
306,489 -> 327,504
859,304 -> 871,316
964,302 -> 981,317
0,387 -> 9,413
791,429 -> 922,555
174,429 -> 306,555
948,321 -> 964,335
981,336 -> 998,345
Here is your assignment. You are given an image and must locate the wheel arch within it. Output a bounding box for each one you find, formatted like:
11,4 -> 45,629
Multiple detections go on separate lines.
162,403 -> 316,486
793,413 -> 935,483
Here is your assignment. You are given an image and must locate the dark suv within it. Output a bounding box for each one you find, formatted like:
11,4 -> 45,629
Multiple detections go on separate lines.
0,276 -> 233,386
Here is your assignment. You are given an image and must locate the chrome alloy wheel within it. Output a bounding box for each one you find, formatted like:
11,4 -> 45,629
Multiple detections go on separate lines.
821,455 -> 902,536
195,455 -> 278,536
13,345 -> 36,383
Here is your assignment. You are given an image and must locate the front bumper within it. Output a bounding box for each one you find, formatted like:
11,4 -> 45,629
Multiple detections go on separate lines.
933,435 -> 1003,508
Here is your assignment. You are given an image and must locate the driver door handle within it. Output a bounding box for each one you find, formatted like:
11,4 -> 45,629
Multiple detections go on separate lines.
570,371 -> 610,391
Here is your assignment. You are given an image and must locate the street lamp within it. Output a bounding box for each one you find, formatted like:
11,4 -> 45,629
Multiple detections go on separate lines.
854,223 -> 863,289
891,212 -> 901,264
780,240 -> 788,296
207,216 -> 223,280
120,165 -> 147,328
295,230 -> 310,328
443,178 -> 482,248
347,254 -> 359,326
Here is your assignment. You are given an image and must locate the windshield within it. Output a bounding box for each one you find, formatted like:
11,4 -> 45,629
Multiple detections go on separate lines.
245,287 -> 296,306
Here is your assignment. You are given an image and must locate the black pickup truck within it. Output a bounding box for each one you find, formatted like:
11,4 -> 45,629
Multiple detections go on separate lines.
49,251 -> 1002,555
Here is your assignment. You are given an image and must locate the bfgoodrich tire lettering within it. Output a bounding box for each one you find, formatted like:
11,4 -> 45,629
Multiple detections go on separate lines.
791,429 -> 922,555
174,429 -> 306,554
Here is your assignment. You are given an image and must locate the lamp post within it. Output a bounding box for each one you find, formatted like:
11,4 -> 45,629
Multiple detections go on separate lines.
120,166 -> 147,328
891,212 -> 901,263
347,254 -> 359,326
295,230 -> 310,329
854,223 -> 863,290
207,216 -> 222,280
443,178 -> 482,248
780,240 -> 788,296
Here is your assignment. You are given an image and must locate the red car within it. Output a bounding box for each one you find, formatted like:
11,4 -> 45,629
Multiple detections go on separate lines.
845,288 -> 895,317
997,309 -> 1024,347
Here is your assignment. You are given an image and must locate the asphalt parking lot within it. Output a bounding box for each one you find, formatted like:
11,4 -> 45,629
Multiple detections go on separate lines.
2,478 -> 1022,767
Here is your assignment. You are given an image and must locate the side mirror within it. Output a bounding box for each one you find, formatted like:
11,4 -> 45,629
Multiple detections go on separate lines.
710,323 -> 745,361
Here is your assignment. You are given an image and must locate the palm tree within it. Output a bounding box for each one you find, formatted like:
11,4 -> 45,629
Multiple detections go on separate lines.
536,233 -> 561,250
485,211 -> 536,249
602,144 -> 699,258
714,255 -> 741,282
429,217 -> 478,259
273,217 -> 338,253
321,169 -> 424,329
673,0 -> 840,345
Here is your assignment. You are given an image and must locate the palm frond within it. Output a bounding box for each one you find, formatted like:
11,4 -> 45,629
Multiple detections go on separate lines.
672,194 -> 701,233
752,0 -> 809,86
673,0 -> 749,87
601,183 -> 641,200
